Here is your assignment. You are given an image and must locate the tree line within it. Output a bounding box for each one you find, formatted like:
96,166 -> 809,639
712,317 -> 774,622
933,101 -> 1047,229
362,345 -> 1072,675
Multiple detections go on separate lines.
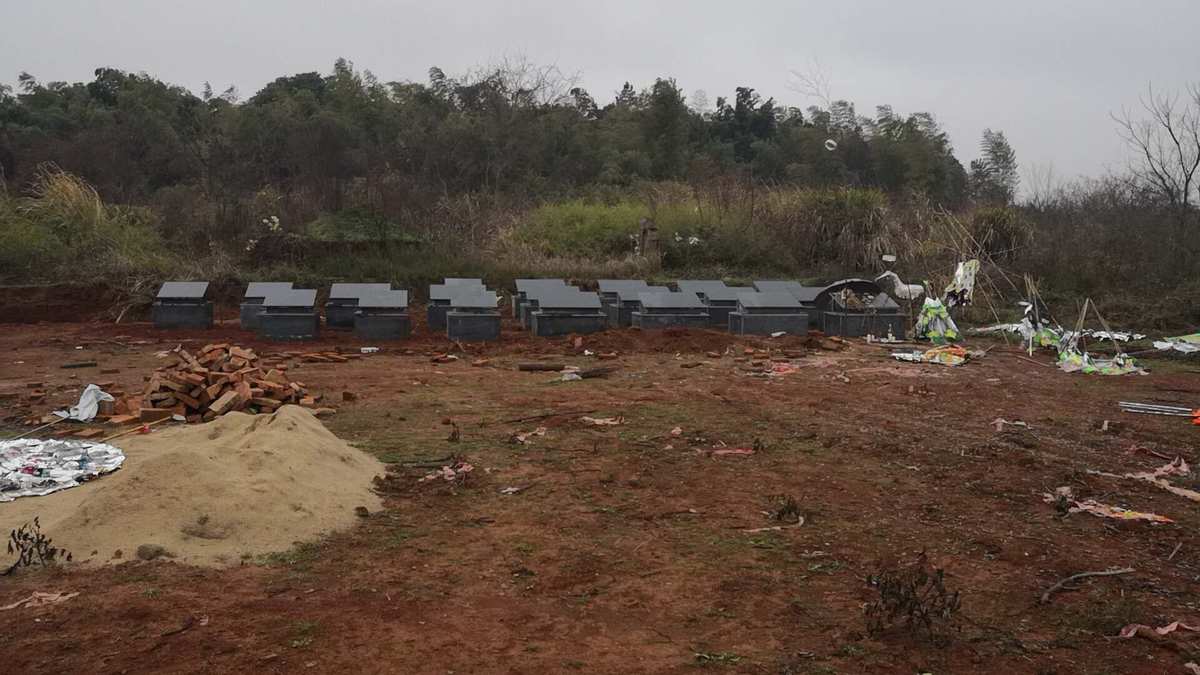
0,59 -> 1021,244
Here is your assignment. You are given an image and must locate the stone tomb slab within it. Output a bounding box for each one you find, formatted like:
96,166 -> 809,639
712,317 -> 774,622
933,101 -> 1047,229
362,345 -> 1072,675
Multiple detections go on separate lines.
153,281 -> 213,329
607,286 -> 670,327
260,289 -> 320,341
353,290 -> 411,341
447,290 -> 501,342
699,285 -> 750,328
241,282 -> 294,330
728,291 -> 809,335
514,279 -> 568,322
530,289 -> 606,337
326,283 -> 393,328
631,291 -> 709,329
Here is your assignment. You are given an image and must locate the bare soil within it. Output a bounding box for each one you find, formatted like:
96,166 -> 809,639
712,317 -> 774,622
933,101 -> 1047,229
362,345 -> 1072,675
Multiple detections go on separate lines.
1,311 -> 1199,674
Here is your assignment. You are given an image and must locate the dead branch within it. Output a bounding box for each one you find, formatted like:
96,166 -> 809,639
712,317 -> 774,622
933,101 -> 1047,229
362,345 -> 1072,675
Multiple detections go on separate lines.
1039,567 -> 1134,604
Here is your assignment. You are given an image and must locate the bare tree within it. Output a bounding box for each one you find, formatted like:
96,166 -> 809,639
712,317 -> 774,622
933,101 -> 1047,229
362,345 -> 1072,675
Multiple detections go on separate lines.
465,54 -> 580,108
1022,161 -> 1059,209
1113,84 -> 1200,215
788,58 -> 834,107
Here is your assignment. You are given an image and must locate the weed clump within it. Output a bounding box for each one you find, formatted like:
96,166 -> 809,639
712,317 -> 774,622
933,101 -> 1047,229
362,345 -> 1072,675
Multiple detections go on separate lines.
4,518 -> 72,575
864,551 -> 961,641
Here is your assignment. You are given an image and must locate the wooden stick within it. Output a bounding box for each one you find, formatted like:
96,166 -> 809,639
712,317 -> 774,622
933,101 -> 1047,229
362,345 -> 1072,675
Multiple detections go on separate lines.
517,363 -> 566,372
1039,568 -> 1134,604
1011,354 -> 1055,369
577,365 -> 619,379
5,417 -> 67,441
99,416 -> 176,443
501,409 -> 597,425
1169,542 -> 1183,561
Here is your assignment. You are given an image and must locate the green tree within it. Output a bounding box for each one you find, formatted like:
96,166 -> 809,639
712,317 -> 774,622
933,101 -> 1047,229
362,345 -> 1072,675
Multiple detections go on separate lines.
970,128 -> 1018,204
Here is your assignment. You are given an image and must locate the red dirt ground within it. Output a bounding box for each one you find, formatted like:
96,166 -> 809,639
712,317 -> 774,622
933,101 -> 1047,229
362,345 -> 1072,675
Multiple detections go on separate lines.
1,310 -> 1199,674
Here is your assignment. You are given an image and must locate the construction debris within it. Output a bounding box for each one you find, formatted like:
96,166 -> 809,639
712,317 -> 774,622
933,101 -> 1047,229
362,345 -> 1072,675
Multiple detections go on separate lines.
133,344 -> 323,423
1043,487 -> 1173,523
893,345 -> 969,366
0,591 -> 80,611
1116,620 -> 1200,641
1119,401 -> 1199,424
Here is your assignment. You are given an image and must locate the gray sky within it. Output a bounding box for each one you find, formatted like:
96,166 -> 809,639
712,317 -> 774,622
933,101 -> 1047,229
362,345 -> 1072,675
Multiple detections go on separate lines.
4,0 -> 1197,188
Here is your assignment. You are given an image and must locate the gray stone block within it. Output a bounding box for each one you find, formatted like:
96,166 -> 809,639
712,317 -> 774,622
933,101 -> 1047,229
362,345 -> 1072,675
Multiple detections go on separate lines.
325,303 -> 358,328
447,311 -> 500,342
706,304 -> 736,329
427,301 -> 451,330
729,311 -> 809,336
821,311 -> 906,339
152,301 -> 213,329
240,301 -> 266,330
354,313 -> 411,340
631,312 -> 710,330
531,312 -> 608,337
259,311 -> 320,341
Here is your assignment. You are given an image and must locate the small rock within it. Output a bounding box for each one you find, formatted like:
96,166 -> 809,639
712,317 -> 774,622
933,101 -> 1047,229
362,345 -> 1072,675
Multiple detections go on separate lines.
312,408 -> 336,418
342,391 -> 357,402
354,506 -> 370,518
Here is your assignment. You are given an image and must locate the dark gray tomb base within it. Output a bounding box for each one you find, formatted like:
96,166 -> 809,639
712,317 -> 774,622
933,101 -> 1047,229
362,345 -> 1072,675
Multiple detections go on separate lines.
729,312 -> 810,335
631,312 -> 711,330
427,301 -> 451,331
706,305 -> 736,329
239,302 -> 266,330
606,302 -> 638,328
259,312 -> 320,341
354,313 -> 411,340
821,312 -> 905,339
447,311 -> 500,342
519,301 -> 541,329
531,312 -> 608,337
325,304 -> 358,329
152,301 -> 213,329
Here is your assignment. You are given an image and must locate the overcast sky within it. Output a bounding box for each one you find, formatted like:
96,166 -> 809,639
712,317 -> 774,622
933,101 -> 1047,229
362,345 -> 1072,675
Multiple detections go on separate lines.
4,0 -> 1197,188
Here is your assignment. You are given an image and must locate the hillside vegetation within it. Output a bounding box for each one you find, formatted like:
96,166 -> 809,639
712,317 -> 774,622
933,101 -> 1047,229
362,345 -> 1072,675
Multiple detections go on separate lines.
1,61 -> 1197,327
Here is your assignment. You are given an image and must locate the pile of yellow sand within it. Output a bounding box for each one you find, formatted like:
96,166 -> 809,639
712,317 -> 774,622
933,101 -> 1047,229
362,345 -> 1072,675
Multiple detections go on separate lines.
0,406 -> 383,567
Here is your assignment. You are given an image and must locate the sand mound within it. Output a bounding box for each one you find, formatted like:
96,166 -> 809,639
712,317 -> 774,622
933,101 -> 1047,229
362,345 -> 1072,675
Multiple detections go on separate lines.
0,406 -> 383,567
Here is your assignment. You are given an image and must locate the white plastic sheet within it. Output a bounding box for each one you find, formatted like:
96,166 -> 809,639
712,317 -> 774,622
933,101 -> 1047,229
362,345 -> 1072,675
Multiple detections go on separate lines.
53,384 -> 115,422
0,438 -> 125,502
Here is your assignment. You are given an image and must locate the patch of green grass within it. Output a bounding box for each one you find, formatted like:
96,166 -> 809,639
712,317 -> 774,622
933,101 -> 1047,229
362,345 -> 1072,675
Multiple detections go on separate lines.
513,541 -> 536,556
141,587 -> 160,599
289,620 -> 320,649
258,541 -> 322,570
1059,596 -> 1141,636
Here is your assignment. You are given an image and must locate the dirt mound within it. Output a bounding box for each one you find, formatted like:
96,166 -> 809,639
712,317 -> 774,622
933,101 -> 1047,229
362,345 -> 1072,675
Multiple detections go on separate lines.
0,406 -> 383,567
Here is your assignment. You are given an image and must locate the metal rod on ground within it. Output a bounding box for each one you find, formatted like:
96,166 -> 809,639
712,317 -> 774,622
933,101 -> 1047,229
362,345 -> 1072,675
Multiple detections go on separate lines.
1118,398 -> 1195,410
1119,402 -> 1193,412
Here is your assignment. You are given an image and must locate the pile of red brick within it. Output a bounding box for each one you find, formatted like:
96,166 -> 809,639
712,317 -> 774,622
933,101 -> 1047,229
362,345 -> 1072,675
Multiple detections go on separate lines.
132,344 -> 324,423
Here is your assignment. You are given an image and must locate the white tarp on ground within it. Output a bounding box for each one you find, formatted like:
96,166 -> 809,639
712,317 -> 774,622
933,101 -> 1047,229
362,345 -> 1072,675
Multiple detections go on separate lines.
53,384 -> 114,422
0,439 -> 125,502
